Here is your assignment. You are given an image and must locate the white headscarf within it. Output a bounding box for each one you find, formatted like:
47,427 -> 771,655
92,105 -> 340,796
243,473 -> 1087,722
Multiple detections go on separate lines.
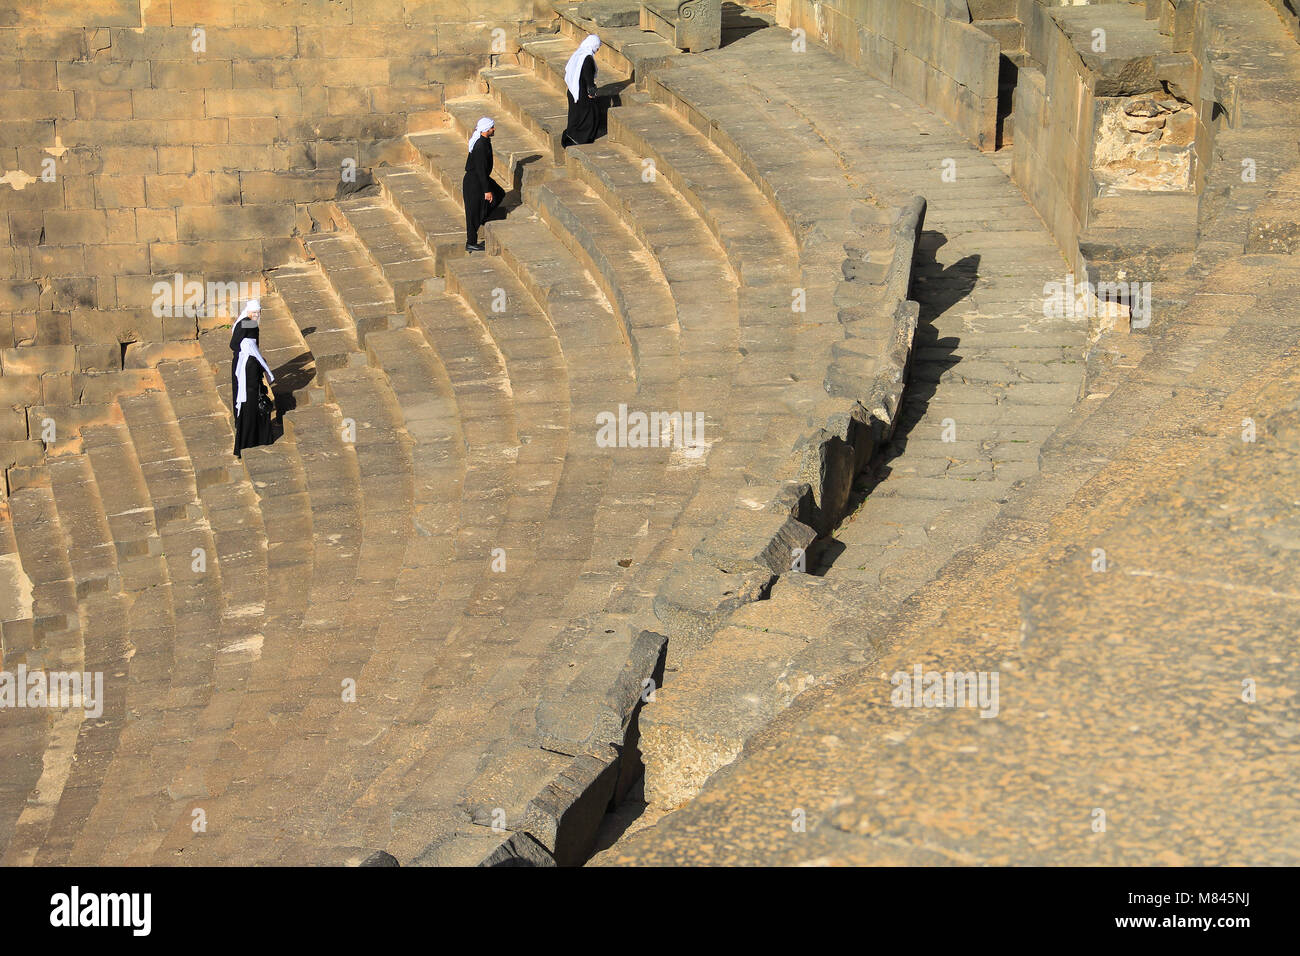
565,35 -> 601,101
468,116 -> 494,153
235,336 -> 274,414
237,298 -> 261,323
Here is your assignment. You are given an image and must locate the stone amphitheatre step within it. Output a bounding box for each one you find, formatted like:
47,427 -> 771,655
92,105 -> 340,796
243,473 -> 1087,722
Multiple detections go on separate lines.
238,439 -> 314,632
481,66 -> 571,159
0,504 -> 42,852
267,263 -> 361,374
44,454 -> 121,603
110,388 -> 241,862
524,173 -> 682,390
371,165 -> 467,275
301,230 -> 404,339
440,254 -> 574,608
539,141 -> 746,410
69,419 -> 182,863
156,359 -> 269,640
444,254 -> 571,415
0,467 -> 87,865
35,454 -> 131,865
334,194 -> 439,309
4,469 -> 83,672
362,326 -> 466,590
321,365 -> 416,595
484,214 -> 635,389
605,100 -> 800,288
405,293 -> 520,553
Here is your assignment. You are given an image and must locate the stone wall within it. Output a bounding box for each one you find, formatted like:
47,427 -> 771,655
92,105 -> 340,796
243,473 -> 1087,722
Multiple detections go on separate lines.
774,0 -> 1000,150
1014,0 -> 1218,281
0,0 -> 547,376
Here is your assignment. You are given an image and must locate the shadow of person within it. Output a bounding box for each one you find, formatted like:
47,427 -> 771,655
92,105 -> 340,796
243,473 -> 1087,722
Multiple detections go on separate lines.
269,350 -> 318,440
503,154 -> 542,214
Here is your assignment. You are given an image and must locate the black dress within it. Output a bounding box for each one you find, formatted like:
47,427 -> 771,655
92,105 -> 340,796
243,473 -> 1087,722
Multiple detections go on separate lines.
462,135 -> 504,245
230,321 -> 273,457
562,55 -> 600,147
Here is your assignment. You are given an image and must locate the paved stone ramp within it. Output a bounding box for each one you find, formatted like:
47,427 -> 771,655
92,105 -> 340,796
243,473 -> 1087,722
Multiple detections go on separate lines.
620,14 -> 1086,812
598,0 -> 1300,864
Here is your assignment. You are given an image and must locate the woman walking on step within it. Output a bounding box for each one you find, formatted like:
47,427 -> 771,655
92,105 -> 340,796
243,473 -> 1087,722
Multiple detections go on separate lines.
463,116 -> 503,253
561,34 -> 602,147
230,299 -> 276,458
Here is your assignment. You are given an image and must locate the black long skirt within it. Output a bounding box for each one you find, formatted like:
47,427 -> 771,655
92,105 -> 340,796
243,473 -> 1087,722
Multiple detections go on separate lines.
563,90 -> 600,146
233,393 -> 273,458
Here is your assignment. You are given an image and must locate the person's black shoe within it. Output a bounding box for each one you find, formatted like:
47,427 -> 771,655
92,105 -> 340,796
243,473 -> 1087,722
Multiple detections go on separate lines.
466,242 -> 485,252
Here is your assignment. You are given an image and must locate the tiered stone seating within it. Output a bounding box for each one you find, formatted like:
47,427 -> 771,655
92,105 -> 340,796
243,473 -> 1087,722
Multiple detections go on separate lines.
0,466 -> 85,865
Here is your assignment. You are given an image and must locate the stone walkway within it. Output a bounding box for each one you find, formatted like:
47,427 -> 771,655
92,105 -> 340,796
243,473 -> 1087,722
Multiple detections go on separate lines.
598,0 -> 1300,864
626,18 -> 1089,813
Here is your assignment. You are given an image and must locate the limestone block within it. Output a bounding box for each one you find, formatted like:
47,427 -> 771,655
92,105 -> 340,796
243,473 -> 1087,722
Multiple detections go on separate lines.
150,60 -> 235,90
693,502 -> 817,577
641,0 -> 722,53
521,747 -> 621,866
72,89 -> 133,120
0,90 -> 76,120
0,282 -> 41,312
0,375 -> 40,409
55,59 -> 149,91
176,204 -> 298,240
652,558 -> 774,659
640,624 -> 809,809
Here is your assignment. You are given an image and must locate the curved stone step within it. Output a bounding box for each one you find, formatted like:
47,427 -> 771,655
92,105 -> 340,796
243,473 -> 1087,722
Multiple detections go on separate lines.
442,254 -> 570,607
0,470 -> 87,865
33,454 -> 131,865
605,100 -> 800,288
334,194 -> 439,309
301,230 -> 403,338
267,263 -> 361,374
106,388 -> 240,863
481,67 -> 571,159
484,214 -> 635,389
406,293 -> 520,568
63,419 -> 179,863
525,174 -> 681,390
321,365 -> 416,597
372,165 -> 468,276
363,326 -> 467,592
0,503 -> 44,856
157,359 -> 270,638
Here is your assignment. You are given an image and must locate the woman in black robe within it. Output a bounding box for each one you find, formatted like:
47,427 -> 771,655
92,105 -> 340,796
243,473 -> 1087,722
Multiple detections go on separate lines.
561,34 -> 602,147
229,300 -> 276,457
463,116 -> 504,252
